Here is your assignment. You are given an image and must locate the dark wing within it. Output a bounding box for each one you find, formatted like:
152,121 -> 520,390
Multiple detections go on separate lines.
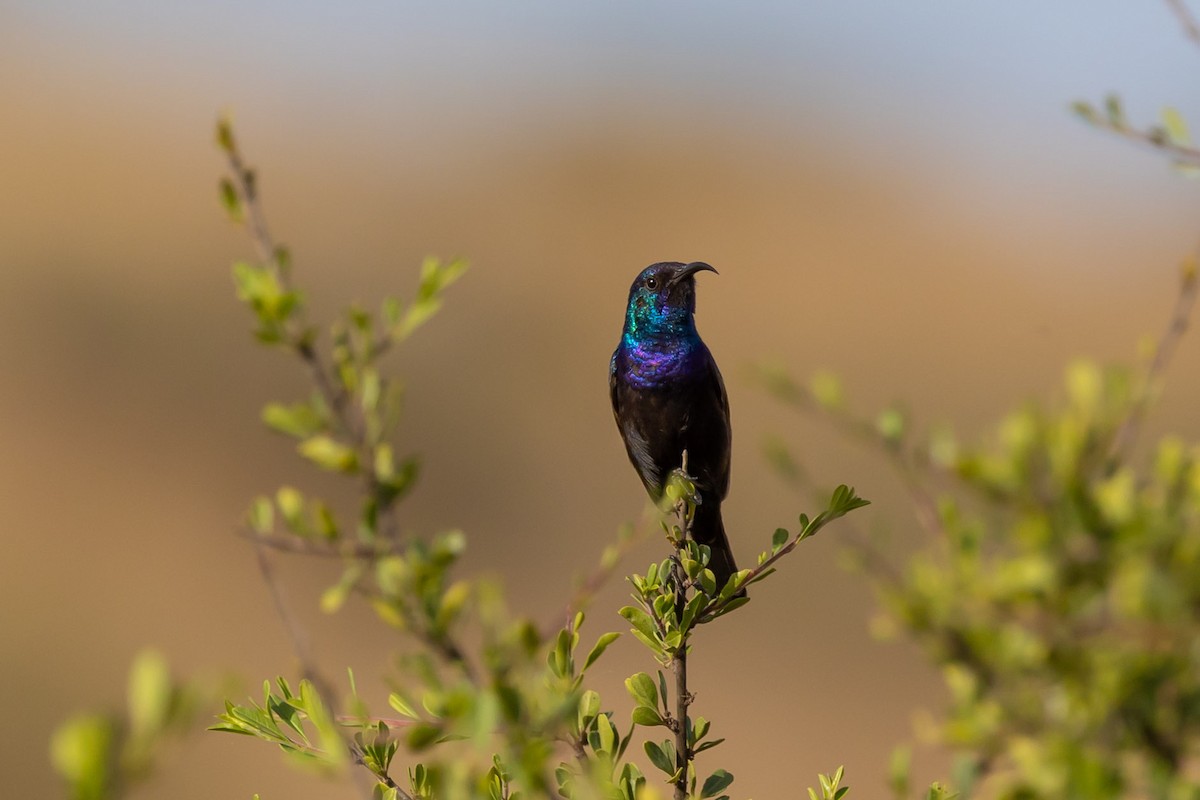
610,349 -> 662,495
700,346 -> 732,498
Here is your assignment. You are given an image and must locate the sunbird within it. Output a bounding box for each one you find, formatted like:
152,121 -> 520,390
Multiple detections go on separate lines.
609,261 -> 740,591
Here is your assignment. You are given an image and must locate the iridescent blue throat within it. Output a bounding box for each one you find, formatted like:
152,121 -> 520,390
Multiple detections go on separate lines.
620,296 -> 704,387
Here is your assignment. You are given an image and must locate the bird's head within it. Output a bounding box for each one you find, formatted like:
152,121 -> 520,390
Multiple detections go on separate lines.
623,261 -> 717,340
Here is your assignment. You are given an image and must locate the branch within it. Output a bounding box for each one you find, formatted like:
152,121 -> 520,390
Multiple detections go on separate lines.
251,538 -> 334,700
221,140 -> 350,426
758,374 -> 949,542
1075,107 -> 1200,167
239,528 -> 406,559
1166,0 -> 1200,46
670,506 -> 691,800
544,521 -> 646,640
251,539 -> 379,799
1106,262 -> 1198,470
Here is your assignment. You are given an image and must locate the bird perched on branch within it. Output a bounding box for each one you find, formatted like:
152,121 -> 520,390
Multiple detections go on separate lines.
609,261 -> 740,591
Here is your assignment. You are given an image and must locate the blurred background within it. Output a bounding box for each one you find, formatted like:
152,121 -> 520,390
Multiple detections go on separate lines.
4,1 -> 1200,797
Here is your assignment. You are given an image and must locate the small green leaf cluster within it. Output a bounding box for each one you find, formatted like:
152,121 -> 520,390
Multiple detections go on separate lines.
212,677 -> 347,774
51,650 -> 203,800
807,766 -> 849,800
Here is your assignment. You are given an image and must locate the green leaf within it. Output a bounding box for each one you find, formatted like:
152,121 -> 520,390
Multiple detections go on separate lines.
619,606 -> 660,645
435,580 -> 471,629
127,649 -> 172,740
388,693 -> 418,719
624,672 -> 658,710
583,632 -> 621,672
389,257 -> 468,341
262,401 -> 325,439
631,706 -> 664,727
644,740 -> 675,775
276,486 -> 305,529
888,745 -> 911,799
1163,106 -> 1192,147
382,296 -> 402,327
248,496 -> 273,534
680,593 -> 707,632
771,527 -> 789,551
298,435 -> 359,473
219,178 -> 243,222
1104,93 -> 1126,128
577,689 -> 601,730
50,714 -> 115,798
312,501 -> 338,540
809,370 -> 843,409
701,769 -> 734,798
215,116 -> 236,154
876,407 -> 906,443
594,712 -> 616,755
319,565 -> 361,613
694,737 -> 725,754
1070,100 -> 1099,124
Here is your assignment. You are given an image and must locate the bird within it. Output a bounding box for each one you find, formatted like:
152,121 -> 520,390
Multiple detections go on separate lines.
609,261 -> 741,593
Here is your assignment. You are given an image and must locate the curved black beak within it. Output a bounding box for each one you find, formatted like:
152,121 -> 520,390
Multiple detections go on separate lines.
668,261 -> 718,287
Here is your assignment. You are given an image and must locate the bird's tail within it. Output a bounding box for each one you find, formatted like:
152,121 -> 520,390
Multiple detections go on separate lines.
691,501 -> 744,596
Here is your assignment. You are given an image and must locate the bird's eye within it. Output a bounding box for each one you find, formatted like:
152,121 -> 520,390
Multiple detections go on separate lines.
645,276 -> 659,290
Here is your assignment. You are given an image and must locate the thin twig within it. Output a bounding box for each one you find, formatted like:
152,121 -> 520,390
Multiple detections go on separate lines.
252,538 -> 333,698
253,538 -> 388,799
222,141 -> 351,431
1106,264 -> 1198,470
762,380 -> 949,541
238,528 -> 405,558
1166,0 -> 1200,46
545,521 -> 648,639
1086,115 -> 1200,166
767,444 -> 905,589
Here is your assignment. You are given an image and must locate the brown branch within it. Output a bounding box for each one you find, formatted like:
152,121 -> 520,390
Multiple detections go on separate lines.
1106,262 -> 1198,470
251,538 -> 333,698
252,536 -> 413,797
1166,0 -> 1200,46
1085,113 -> 1200,166
563,733 -> 589,766
238,528 -> 405,559
760,377 -> 949,541
544,520 -> 647,640
671,511 -> 691,800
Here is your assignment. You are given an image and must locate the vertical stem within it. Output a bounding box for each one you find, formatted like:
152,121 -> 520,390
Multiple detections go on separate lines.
672,629 -> 688,800
671,485 -> 692,800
